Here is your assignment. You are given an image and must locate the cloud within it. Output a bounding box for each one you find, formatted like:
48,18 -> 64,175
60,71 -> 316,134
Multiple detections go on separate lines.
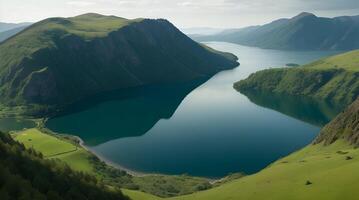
66,1 -> 95,6
2,0 -> 359,28
223,0 -> 359,12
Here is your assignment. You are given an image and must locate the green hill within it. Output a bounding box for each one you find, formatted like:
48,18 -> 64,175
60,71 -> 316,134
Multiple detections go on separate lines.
234,50 -> 359,106
192,12 -> 359,50
0,132 -> 129,200
0,13 -> 238,115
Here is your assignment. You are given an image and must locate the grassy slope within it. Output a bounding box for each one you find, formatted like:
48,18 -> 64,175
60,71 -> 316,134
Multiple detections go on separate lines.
177,141 -> 359,200
234,50 -> 359,106
123,141 -> 359,200
304,49 -> 359,71
0,14 -> 131,69
12,128 -> 214,197
123,189 -> 161,200
13,128 -> 93,173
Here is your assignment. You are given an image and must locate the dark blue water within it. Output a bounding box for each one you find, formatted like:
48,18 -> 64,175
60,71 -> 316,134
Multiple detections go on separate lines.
46,42 -> 341,178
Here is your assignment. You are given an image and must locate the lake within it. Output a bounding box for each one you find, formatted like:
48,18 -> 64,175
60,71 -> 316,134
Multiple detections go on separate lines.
0,118 -> 36,132
46,42 -> 342,178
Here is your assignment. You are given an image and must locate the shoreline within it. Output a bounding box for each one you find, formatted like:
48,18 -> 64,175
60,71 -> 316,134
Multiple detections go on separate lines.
71,134 -> 147,177
73,134 -> 217,181
39,120 -> 216,181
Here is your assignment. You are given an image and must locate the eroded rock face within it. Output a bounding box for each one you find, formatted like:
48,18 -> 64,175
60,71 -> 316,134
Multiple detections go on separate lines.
315,97 -> 359,146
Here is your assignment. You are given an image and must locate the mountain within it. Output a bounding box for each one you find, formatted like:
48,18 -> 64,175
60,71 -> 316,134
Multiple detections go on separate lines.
234,50 -> 359,106
0,22 -> 32,32
192,12 -> 359,50
0,25 -> 29,42
0,13 -> 238,113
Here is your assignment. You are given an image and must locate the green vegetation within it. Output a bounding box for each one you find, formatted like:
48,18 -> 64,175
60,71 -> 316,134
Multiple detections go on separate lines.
120,140 -> 359,200
192,12 -> 359,50
0,25 -> 28,42
0,13 -> 238,116
166,140 -> 359,200
14,129 -> 93,173
315,97 -> 359,146
234,50 -> 359,106
11,128 -> 216,198
0,132 -> 128,200
14,129 -> 77,156
132,175 -> 211,197
124,140 -> 359,200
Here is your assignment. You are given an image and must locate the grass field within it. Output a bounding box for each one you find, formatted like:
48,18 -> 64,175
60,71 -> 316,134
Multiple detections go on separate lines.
123,140 -> 359,200
122,189 -> 162,200
13,128 -> 94,173
304,49 -> 359,71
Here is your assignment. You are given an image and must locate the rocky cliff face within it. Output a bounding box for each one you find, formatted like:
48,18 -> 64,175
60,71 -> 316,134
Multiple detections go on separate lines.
0,14 -> 238,108
315,97 -> 359,146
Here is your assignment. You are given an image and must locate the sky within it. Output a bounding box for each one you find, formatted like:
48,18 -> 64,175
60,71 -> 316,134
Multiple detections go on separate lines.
1,0 -> 359,28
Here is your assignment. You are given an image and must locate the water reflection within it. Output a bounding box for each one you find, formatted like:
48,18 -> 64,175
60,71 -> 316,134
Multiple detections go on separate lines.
46,78 -> 209,145
0,118 -> 36,132
240,90 -> 344,127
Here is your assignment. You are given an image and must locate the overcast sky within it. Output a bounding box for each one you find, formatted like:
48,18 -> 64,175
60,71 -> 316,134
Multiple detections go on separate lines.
1,0 -> 359,28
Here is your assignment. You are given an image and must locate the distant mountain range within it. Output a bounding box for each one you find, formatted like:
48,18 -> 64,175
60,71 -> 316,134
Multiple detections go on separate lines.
0,26 -> 30,42
0,22 -> 32,42
191,12 -> 359,50
181,27 -> 224,35
0,22 -> 32,32
0,13 -> 238,114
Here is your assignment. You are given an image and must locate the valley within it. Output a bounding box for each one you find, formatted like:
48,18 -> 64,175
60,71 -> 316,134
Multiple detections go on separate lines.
0,9 -> 358,200
45,42 -> 340,178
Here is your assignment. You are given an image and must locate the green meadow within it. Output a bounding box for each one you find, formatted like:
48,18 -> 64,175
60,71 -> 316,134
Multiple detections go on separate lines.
13,128 -> 94,173
11,128 -> 215,198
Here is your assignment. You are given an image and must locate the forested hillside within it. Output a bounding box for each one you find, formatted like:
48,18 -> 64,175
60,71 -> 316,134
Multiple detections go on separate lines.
0,132 -> 129,200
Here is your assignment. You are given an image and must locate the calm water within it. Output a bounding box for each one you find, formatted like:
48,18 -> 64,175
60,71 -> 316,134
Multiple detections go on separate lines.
0,118 -> 36,132
46,42 -> 342,178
